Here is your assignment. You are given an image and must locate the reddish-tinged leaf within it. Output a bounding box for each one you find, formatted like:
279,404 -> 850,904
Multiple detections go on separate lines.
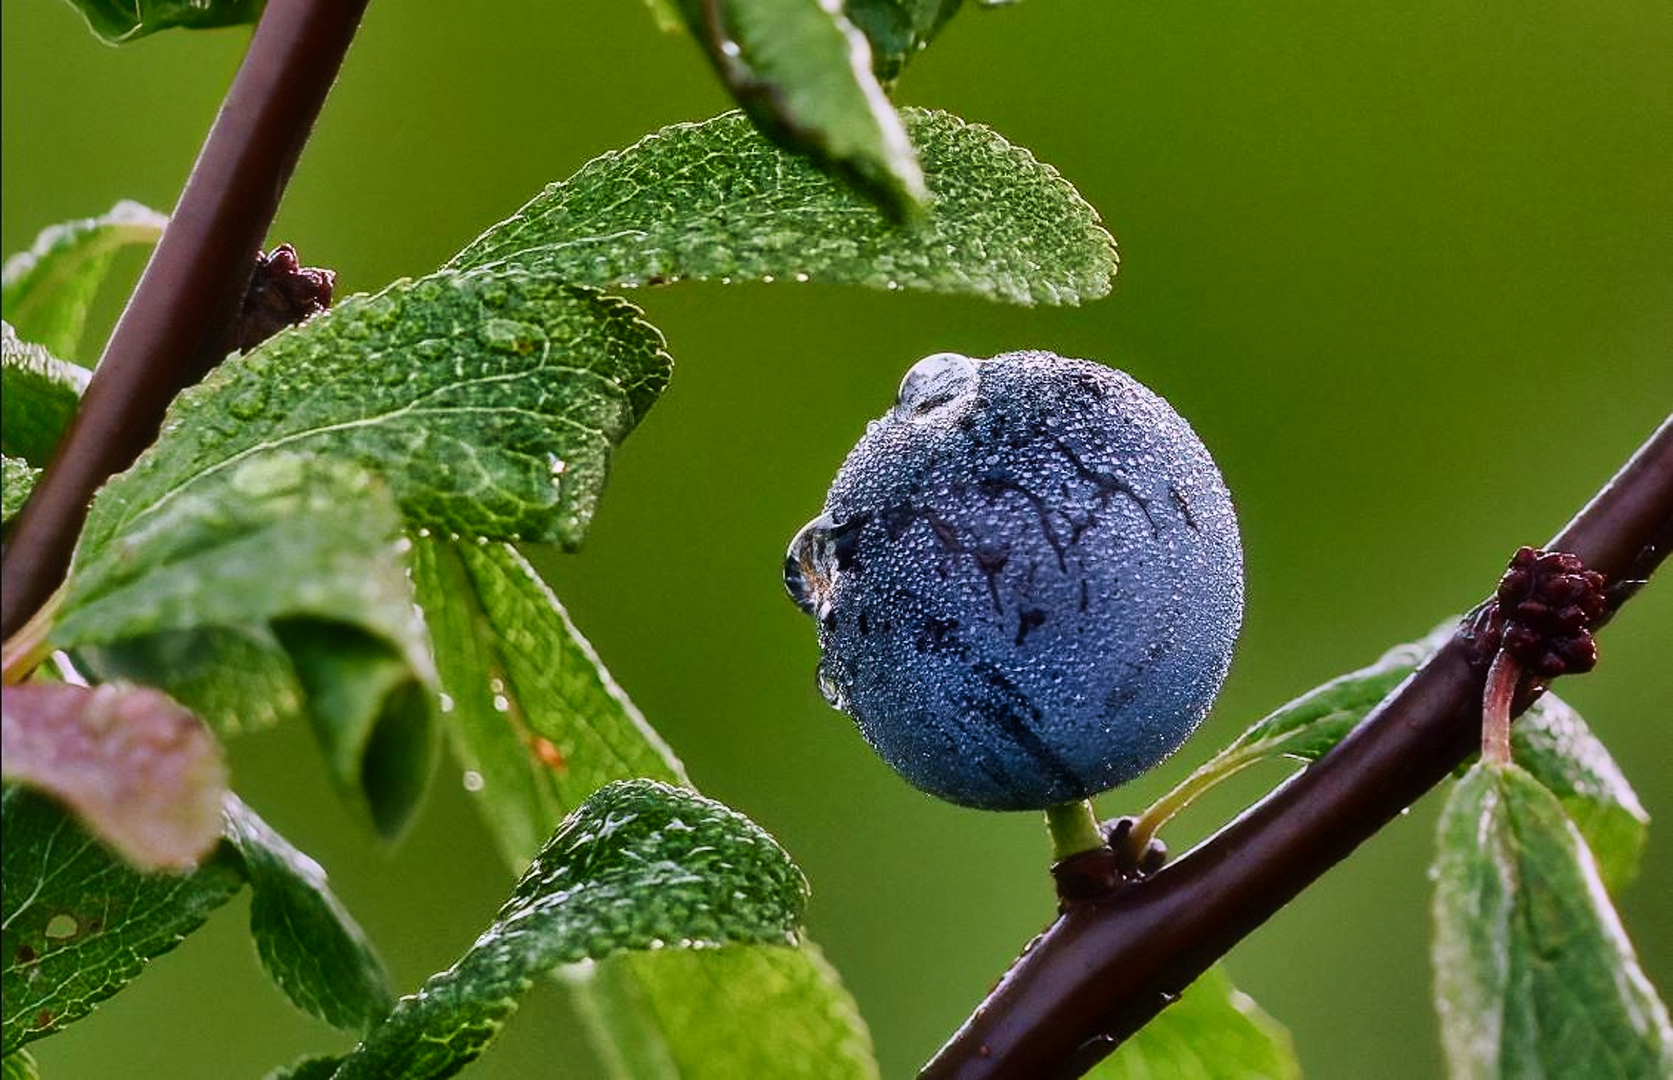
0,683 -> 227,871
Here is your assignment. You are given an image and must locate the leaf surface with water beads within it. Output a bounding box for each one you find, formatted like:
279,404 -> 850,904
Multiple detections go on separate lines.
328,780 -> 811,1079
452,109 -> 1115,307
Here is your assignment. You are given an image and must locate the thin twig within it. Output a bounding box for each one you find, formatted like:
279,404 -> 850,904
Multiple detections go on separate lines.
921,415 -> 1673,1079
0,0 -> 372,640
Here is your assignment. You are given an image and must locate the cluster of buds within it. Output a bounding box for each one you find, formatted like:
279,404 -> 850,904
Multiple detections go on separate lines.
1468,546 -> 1607,679
236,244 -> 335,352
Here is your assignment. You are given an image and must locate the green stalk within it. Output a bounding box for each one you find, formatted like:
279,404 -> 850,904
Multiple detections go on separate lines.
1044,800 -> 1104,861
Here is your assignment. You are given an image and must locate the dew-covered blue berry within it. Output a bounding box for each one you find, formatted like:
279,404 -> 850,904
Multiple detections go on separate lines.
785,351 -> 1243,811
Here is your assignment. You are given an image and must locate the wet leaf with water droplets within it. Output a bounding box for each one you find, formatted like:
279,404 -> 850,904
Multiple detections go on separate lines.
329,780 -> 809,1079
67,270 -> 670,554
1431,763 -> 1673,1079
411,536 -> 877,1077
411,536 -> 684,866
56,454 -> 437,838
451,109 -> 1116,306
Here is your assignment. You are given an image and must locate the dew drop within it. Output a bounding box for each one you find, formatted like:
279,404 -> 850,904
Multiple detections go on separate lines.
482,318 -> 540,354
462,770 -> 485,792
438,693 -> 456,713
364,294 -> 402,330
816,661 -> 847,709
493,693 -> 511,712
794,272 -> 810,283
897,352 -> 979,414
226,382 -> 268,421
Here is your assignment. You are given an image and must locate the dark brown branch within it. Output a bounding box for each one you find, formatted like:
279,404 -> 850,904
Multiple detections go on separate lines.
0,0 -> 371,640
921,415 -> 1673,1079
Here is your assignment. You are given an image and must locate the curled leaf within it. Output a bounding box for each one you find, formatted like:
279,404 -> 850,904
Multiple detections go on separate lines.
2,202 -> 166,358
0,683 -> 227,871
2,322 -> 89,467
672,0 -> 925,216
64,0 -> 263,45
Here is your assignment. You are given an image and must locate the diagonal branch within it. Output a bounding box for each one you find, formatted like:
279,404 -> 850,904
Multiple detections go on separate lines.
921,415 -> 1673,1079
0,0 -> 372,641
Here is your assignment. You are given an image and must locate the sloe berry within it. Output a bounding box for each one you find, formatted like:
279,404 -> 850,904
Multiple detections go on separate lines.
786,351 -> 1243,810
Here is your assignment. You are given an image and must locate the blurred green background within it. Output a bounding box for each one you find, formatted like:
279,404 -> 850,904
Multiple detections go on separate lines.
5,0 -> 1670,1076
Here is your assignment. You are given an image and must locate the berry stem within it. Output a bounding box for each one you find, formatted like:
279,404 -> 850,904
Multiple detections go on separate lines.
921,415 -> 1673,1079
0,0 -> 371,641
1045,800 -> 1104,862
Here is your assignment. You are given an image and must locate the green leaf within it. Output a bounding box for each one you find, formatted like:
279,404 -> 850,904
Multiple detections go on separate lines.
1174,621 -> 1647,875
1512,695 -> 1650,894
0,785 -> 244,1052
56,453 -> 436,837
64,0 -> 263,45
1086,965 -> 1300,1080
2,457 -> 39,527
843,0 -> 965,83
1,1049 -> 39,1080
411,535 -> 877,1077
1432,763 -> 1673,1080
1,323 -> 89,467
222,796 -> 394,1033
329,779 -> 809,1080
1190,623 -> 1648,892
2,202 -> 165,358
264,1057 -> 345,1080
75,625 -> 305,739
604,944 -> 880,1079
1,683 -> 227,871
68,271 -> 669,551
412,536 -> 683,866
451,109 -> 1117,306
1221,626 -> 1454,766
671,0 -> 925,217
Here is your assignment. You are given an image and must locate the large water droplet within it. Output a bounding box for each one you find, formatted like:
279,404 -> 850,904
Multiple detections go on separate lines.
226,382 -> 268,421
897,352 -> 979,415
481,318 -> 540,355
784,514 -> 833,615
816,661 -> 847,710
